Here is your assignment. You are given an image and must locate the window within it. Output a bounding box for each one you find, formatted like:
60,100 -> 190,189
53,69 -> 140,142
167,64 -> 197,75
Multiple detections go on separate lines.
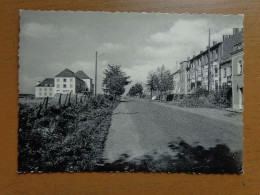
49,93 -> 52,96
223,68 -> 227,78
44,88 -> 47,91
57,78 -> 60,82
63,78 -> 67,82
39,92 -> 42,96
57,84 -> 60,88
238,59 -> 243,74
49,88 -> 52,91
70,78 -> 73,82
44,92 -> 47,96
39,88 -> 42,91
45,84 -> 48,87
63,84 -> 67,88
70,84 -> 73,88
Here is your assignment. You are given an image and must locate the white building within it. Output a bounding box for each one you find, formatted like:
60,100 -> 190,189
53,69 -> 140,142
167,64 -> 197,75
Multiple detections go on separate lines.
172,70 -> 181,94
54,69 -> 86,95
35,78 -> 55,98
35,69 -> 92,98
76,71 -> 93,92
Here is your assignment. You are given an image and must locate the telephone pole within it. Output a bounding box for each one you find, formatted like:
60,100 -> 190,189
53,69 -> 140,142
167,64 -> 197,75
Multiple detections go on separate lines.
208,28 -> 211,91
95,51 -> 97,97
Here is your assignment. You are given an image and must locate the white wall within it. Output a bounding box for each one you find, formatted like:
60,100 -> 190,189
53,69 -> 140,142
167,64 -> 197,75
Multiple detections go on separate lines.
82,79 -> 91,91
54,77 -> 75,94
35,87 -> 55,98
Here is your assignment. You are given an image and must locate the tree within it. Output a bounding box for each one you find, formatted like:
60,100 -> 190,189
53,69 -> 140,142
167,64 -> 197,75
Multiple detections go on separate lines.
146,65 -> 173,100
146,71 -> 158,99
128,83 -> 143,97
102,64 -> 131,101
156,65 -> 173,97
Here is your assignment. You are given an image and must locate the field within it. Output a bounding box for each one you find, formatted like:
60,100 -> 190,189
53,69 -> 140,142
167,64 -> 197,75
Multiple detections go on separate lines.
18,94 -> 117,173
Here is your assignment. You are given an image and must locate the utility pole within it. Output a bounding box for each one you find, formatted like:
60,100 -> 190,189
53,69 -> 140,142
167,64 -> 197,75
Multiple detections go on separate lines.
95,51 -> 97,97
208,28 -> 211,91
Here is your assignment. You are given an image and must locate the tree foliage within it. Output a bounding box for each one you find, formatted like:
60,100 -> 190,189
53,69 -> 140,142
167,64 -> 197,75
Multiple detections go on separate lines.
128,83 -> 143,97
146,65 -> 173,98
102,64 -> 131,99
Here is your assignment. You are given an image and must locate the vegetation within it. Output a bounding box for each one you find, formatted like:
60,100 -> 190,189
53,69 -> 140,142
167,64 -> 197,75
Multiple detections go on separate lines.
146,65 -> 173,99
127,83 -> 143,97
170,86 -> 232,108
102,64 -> 131,101
18,94 -> 118,172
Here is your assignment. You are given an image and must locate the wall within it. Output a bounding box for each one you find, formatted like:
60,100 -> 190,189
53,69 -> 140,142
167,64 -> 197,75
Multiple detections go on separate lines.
55,77 -> 75,94
0,0 -> 259,194
35,87 -> 55,98
232,51 -> 244,109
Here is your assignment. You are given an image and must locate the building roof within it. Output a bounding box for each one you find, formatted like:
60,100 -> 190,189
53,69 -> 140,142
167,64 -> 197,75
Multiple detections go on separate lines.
190,42 -> 222,62
76,70 -> 92,80
36,78 -> 54,87
55,68 -> 75,77
172,69 -> 180,75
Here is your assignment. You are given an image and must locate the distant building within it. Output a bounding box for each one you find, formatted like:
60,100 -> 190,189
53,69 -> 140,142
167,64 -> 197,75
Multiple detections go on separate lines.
179,60 -> 189,94
54,69 -> 85,94
231,42 -> 244,110
35,68 -> 93,98
174,28 -> 243,109
35,78 -> 55,98
76,70 -> 93,93
185,41 -> 222,93
172,70 -> 181,94
220,28 -> 243,89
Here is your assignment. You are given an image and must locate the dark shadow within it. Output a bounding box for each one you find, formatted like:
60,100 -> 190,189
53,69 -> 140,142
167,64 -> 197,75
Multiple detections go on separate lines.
112,112 -> 139,115
95,140 -> 242,174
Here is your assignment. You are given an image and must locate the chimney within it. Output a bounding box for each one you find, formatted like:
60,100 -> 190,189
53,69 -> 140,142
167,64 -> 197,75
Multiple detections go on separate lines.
187,57 -> 190,61
233,28 -> 239,35
206,46 -> 210,50
213,41 -> 217,46
37,81 -> 41,85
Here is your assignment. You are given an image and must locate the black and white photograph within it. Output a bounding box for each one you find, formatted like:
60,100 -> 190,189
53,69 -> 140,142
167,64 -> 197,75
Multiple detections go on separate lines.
18,11 -> 244,174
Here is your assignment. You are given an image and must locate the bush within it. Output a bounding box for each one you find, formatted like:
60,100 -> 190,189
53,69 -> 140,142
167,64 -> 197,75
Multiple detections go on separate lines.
18,94 -> 117,172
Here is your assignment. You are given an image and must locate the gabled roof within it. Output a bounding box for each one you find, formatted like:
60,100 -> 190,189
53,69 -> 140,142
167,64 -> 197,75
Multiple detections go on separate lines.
36,78 -> 54,87
76,70 -> 92,80
55,68 -> 75,77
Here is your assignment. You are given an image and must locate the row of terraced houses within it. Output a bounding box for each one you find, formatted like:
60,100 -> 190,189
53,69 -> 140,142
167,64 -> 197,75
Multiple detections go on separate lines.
35,69 -> 93,98
172,28 -> 244,110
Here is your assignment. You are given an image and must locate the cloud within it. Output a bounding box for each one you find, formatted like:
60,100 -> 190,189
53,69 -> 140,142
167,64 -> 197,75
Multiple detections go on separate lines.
98,43 -> 124,53
21,22 -> 77,38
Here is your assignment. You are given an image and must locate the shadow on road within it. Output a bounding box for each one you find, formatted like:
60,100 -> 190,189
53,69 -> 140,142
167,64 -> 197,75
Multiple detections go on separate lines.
112,112 -> 139,115
96,139 -> 242,174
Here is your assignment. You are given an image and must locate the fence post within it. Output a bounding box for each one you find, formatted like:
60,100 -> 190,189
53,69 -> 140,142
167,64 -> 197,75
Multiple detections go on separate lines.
64,93 -> 68,106
45,96 -> 49,109
68,91 -> 72,106
37,103 -> 43,117
58,93 -> 62,106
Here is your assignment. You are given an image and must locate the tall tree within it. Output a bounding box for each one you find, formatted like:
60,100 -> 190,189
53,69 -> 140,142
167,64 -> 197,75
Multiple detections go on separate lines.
146,65 -> 173,99
156,65 -> 173,96
146,71 -> 158,98
102,64 -> 131,100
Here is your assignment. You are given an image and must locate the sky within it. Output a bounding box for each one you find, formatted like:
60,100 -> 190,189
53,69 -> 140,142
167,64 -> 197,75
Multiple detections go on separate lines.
19,11 -> 243,94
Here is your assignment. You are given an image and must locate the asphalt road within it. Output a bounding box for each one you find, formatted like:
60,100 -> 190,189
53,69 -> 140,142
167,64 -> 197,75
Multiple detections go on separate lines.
103,98 -> 243,163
